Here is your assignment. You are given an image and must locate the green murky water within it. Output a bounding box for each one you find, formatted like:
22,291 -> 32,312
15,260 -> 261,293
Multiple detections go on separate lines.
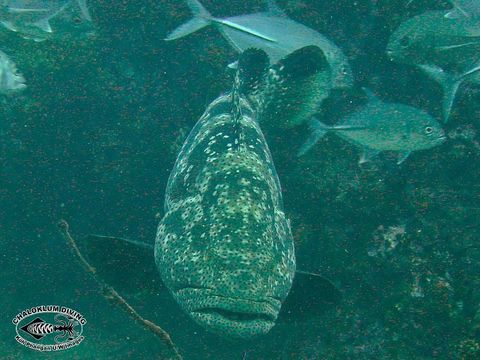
1,1 -> 479,359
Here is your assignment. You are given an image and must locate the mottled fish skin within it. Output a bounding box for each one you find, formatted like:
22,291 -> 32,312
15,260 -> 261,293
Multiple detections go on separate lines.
0,0 -> 93,41
254,45 -> 332,129
0,50 -> 26,93
155,50 -> 295,339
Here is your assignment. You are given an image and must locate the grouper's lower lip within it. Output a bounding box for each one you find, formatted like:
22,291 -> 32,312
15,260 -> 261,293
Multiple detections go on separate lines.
174,288 -> 281,339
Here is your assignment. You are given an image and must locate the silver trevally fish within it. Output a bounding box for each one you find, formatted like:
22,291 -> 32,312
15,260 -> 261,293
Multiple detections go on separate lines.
0,50 -> 26,93
387,9 -> 480,122
165,0 -> 353,89
299,89 -> 446,164
0,0 -> 92,41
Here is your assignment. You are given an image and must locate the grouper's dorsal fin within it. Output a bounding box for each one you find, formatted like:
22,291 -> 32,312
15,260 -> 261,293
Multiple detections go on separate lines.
230,48 -> 269,148
82,235 -> 163,295
235,48 -> 269,96
259,45 -> 332,128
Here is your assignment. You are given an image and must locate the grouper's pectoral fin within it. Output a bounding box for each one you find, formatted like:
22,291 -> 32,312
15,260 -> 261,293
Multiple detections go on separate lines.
280,270 -> 342,320
82,234 -> 163,295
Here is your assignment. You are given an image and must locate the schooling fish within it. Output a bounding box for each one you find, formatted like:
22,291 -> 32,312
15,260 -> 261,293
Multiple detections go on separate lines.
0,0 -> 92,41
0,50 -> 26,93
165,0 -> 353,89
387,9 -> 480,121
299,89 -> 446,164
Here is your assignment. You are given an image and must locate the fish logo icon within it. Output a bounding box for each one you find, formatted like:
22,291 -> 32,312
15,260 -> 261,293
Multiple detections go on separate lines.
20,315 -> 80,342
12,305 -> 86,352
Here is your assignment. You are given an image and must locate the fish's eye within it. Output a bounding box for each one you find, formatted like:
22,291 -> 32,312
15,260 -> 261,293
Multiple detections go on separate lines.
399,35 -> 411,47
424,126 -> 434,135
73,16 -> 83,25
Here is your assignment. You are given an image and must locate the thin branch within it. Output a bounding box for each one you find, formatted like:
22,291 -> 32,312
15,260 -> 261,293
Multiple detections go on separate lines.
58,219 -> 182,360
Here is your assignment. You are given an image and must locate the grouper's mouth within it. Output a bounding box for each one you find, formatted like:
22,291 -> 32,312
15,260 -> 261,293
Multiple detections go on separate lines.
174,288 -> 281,339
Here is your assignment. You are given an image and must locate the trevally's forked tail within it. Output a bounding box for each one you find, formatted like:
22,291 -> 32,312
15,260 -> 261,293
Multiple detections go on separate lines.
418,63 -> 480,123
297,117 -> 366,157
165,0 -> 211,41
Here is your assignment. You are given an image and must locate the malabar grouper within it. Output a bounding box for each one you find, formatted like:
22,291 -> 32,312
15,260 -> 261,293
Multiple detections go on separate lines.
81,46 -> 338,340
154,48 -> 296,339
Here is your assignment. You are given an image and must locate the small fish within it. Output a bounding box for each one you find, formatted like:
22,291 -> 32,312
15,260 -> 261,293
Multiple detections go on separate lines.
0,50 -> 26,93
0,0 -> 93,41
299,89 -> 446,164
387,9 -> 480,121
165,0 -> 353,89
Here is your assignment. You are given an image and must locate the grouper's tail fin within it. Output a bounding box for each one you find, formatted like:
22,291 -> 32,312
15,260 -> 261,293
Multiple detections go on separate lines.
259,45 -> 332,128
165,0 -> 212,41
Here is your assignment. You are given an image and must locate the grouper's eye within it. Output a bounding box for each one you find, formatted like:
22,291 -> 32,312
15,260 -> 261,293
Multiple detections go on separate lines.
424,126 -> 434,135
